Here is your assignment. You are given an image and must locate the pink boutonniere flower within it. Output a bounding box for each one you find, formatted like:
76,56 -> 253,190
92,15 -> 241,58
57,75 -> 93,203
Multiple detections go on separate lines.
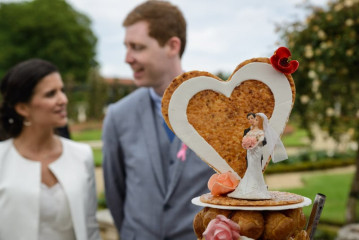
177,143 -> 188,162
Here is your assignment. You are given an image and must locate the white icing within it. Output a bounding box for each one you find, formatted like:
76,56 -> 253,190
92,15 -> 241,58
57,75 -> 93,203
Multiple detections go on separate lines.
240,236 -> 254,240
168,62 -> 292,177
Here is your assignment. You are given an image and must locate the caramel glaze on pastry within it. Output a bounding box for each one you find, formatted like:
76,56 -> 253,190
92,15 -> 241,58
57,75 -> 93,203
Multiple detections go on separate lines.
263,212 -> 295,240
231,210 -> 264,239
193,207 -> 308,240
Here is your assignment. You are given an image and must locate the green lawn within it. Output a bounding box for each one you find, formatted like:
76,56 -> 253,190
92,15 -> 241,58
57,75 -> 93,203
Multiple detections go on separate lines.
71,129 -> 102,141
281,173 -> 353,225
71,128 -> 103,166
282,128 -> 309,147
71,123 -> 309,147
92,148 -> 103,167
71,123 -> 309,146
74,123 -> 351,239
73,123 -> 353,222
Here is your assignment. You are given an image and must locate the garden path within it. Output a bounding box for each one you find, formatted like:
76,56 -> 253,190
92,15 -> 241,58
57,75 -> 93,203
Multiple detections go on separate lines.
265,165 -> 355,190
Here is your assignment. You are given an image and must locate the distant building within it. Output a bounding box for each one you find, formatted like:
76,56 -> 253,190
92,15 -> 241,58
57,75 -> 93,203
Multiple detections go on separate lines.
103,77 -> 136,87
103,77 -> 137,104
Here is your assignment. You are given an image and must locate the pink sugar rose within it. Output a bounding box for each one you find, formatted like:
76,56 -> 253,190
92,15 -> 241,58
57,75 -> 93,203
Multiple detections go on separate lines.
242,136 -> 257,149
208,172 -> 239,196
203,215 -> 241,240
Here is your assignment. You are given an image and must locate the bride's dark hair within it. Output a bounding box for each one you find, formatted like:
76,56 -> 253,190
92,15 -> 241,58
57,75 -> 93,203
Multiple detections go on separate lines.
0,59 -> 58,139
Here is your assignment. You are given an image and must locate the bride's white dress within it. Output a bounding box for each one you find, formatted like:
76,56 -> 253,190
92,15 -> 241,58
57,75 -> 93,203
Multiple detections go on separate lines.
228,130 -> 271,200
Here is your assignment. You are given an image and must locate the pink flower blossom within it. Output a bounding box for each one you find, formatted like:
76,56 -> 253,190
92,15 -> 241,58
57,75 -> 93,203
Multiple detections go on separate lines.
203,215 -> 241,240
242,136 -> 257,149
177,143 -> 188,161
207,172 -> 239,196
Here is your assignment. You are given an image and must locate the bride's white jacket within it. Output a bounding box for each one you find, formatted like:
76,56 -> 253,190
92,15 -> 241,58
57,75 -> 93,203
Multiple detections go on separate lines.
0,138 -> 100,240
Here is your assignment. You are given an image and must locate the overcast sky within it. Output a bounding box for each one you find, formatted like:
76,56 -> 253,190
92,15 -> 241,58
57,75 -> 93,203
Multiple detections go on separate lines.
65,0 -> 328,79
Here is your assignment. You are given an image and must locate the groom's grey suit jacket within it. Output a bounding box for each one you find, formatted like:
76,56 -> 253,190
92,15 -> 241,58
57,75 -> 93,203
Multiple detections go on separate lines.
102,88 -> 214,240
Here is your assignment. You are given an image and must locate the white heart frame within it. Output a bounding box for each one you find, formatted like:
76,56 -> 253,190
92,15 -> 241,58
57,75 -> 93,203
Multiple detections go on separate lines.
167,62 -> 293,179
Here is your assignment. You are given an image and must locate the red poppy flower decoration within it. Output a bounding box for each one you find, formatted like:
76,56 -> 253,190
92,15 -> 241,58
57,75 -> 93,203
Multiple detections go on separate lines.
270,47 -> 299,74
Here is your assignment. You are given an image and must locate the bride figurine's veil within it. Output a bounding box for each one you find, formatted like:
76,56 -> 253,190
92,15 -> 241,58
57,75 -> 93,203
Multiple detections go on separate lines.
256,113 -> 288,163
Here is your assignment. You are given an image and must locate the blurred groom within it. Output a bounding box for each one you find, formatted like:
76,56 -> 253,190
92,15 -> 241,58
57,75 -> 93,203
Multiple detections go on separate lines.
102,1 -> 214,239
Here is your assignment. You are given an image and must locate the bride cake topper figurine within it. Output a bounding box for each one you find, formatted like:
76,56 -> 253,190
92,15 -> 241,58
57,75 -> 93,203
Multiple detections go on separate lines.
228,113 -> 288,200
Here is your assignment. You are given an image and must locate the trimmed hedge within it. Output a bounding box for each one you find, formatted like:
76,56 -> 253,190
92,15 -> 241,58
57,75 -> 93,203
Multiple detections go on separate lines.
266,158 -> 355,174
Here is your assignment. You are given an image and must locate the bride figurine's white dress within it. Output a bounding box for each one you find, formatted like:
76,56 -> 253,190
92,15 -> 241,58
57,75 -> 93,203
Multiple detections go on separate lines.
228,129 -> 271,200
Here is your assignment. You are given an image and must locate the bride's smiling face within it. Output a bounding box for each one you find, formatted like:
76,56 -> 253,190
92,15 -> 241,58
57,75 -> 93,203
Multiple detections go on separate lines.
253,117 -> 259,127
17,72 -> 68,128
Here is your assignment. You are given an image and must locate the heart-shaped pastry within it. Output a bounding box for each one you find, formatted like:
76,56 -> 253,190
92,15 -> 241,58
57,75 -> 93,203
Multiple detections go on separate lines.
162,58 -> 295,178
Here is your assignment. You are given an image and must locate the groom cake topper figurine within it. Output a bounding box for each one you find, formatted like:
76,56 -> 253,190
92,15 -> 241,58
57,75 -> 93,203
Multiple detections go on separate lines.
161,47 -> 317,240
227,112 -> 287,200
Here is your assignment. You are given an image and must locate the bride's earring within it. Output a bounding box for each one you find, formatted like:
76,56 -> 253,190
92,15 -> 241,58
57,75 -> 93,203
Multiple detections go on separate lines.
23,119 -> 32,126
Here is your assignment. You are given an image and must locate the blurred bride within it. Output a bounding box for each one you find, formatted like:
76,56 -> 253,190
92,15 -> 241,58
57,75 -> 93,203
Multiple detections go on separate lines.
0,59 -> 100,240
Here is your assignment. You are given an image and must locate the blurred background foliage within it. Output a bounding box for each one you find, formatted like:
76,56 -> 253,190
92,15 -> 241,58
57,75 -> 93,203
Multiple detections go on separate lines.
277,0 -> 359,223
0,0 -> 97,81
0,0 -> 119,121
278,0 -> 359,143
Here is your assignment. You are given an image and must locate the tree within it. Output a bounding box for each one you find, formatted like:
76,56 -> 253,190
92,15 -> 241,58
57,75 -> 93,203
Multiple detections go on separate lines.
0,0 -> 97,83
87,67 -> 108,120
216,71 -> 231,81
279,0 -> 359,223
